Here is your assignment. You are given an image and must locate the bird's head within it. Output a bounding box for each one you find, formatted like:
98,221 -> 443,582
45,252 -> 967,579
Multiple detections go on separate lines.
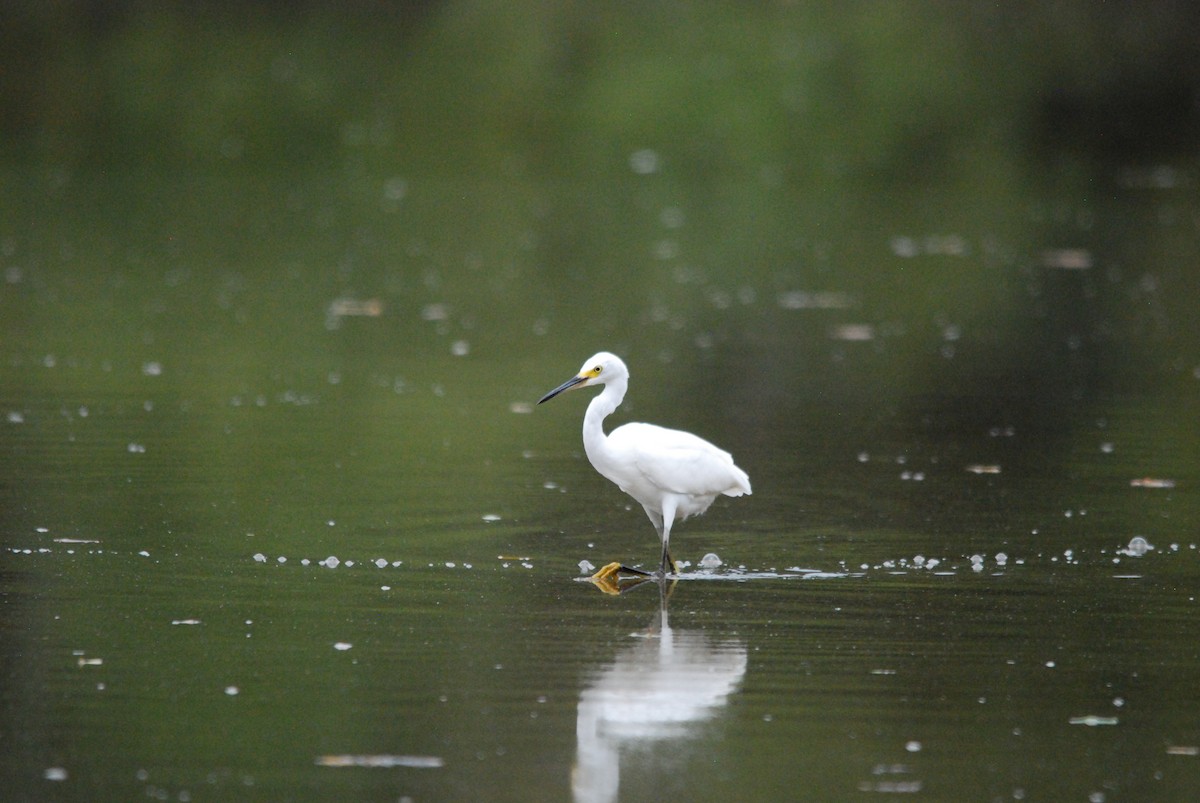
538,351 -> 627,404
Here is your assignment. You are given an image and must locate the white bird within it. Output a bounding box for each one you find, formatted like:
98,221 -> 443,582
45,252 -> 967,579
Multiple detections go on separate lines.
538,352 -> 751,578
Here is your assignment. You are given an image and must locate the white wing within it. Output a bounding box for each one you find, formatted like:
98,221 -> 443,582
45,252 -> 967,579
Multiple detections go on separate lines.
609,422 -> 751,498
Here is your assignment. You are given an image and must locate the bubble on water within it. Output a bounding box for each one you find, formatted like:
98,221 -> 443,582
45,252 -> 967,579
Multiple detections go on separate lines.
44,767 -> 68,782
142,361 -> 163,376
451,340 -> 470,357
995,552 -> 1008,566
578,560 -> 594,574
138,550 -> 150,557
1120,536 -> 1153,557
905,741 -> 922,753
253,553 -> 267,563
333,642 -> 352,651
375,558 -> 388,568
699,552 -> 723,570
224,686 -> 239,696
6,411 -> 24,424
127,443 -> 146,453
482,514 -> 501,522
629,149 -> 660,174
322,556 -> 340,569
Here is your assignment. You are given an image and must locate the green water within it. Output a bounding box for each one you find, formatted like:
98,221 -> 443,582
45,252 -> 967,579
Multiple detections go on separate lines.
4,3 -> 1200,801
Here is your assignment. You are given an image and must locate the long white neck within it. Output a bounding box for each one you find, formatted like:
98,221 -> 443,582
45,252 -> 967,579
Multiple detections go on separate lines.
582,376 -> 627,470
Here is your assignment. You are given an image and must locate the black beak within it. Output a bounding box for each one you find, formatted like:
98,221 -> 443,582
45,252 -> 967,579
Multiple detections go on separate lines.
538,374 -> 588,404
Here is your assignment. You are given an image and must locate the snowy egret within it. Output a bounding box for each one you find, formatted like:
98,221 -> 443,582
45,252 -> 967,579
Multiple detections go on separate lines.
538,352 -> 751,579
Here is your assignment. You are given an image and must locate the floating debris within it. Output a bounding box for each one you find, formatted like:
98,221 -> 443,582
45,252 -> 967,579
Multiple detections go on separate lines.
777,290 -> 855,310
1041,249 -> 1093,270
829,323 -> 875,342
326,297 -> 384,330
333,642 -> 352,651
1130,477 -> 1175,489
315,754 -> 444,769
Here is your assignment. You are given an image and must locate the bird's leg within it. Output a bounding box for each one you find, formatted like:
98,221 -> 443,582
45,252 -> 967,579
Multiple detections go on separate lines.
658,497 -> 678,577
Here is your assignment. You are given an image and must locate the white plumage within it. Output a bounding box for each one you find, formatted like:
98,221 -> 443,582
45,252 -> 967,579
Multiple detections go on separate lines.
538,352 -> 751,575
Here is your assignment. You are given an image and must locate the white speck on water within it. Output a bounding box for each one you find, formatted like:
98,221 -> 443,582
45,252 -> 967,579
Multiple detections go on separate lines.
445,562 -> 456,568
44,767 -> 68,782
392,560 -> 402,567
6,411 -> 24,424
322,556 -> 340,569
421,302 -> 449,322
700,552 -> 723,570
482,514 -> 501,522
509,402 -> 533,414
224,686 -> 239,696
521,562 -> 533,569
374,558 -> 388,568
905,741 -> 922,753
451,340 -> 470,356
995,552 -> 1008,565
857,451 -> 869,462
171,619 -> 202,626
578,560 -> 594,574
1113,697 -> 1125,708
1069,715 -> 1119,727
127,442 -> 146,453
138,550 -> 150,557
543,481 -> 559,490
334,642 -> 352,651
301,558 -> 311,566
381,585 -> 391,591
327,520 -> 336,527
1120,536 -> 1153,557
141,361 -> 163,376
629,148 -> 660,174
1045,661 -> 1056,669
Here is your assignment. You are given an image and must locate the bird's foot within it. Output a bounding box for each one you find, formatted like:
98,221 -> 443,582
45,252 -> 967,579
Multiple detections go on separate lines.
587,562 -> 655,595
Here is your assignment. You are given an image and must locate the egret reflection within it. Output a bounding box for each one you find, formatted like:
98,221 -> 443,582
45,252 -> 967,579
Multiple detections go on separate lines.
572,593 -> 748,803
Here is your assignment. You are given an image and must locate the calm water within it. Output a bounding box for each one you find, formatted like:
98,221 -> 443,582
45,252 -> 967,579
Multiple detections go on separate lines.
4,4 -> 1200,801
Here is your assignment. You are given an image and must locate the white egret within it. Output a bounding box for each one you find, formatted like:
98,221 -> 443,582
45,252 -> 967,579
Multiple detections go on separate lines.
538,352 -> 751,578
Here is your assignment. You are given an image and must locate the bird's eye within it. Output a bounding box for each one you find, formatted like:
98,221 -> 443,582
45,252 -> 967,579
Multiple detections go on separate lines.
593,365 -> 602,374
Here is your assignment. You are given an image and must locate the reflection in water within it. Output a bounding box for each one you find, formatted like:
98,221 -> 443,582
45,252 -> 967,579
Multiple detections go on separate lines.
572,590 -> 748,803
